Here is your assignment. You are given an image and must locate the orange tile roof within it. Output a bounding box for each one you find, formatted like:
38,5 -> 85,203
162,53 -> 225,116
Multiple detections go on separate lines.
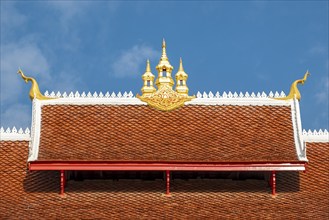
0,141 -> 328,219
37,105 -> 298,162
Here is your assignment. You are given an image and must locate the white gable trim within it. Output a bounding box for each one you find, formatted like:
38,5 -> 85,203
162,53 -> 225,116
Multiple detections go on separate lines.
28,99 -> 42,161
291,98 -> 307,161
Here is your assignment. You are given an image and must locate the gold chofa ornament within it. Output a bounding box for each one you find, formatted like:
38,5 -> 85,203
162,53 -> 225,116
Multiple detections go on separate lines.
18,69 -> 56,101
137,40 -> 195,111
274,71 -> 310,101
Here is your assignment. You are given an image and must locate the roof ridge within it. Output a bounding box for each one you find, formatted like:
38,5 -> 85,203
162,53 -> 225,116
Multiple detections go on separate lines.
42,90 -> 287,99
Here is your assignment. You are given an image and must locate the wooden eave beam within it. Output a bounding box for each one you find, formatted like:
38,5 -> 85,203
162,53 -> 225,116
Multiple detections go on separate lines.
28,162 -> 306,171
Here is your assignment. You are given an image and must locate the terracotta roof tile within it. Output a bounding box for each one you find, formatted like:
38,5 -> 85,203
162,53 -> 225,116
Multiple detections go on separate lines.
38,105 -> 298,162
0,141 -> 328,219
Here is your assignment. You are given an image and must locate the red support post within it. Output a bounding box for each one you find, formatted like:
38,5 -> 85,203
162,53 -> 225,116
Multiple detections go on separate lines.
166,170 -> 170,195
271,171 -> 276,196
60,170 -> 65,195
63,171 -> 66,187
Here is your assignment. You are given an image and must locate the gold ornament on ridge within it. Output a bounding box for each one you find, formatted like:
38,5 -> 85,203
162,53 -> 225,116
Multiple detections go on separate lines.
137,40 -> 194,111
175,58 -> 189,96
141,60 -> 156,94
17,69 -> 56,101
274,70 -> 310,101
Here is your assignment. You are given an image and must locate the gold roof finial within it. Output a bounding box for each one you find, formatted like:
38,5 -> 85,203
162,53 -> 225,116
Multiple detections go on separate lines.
161,38 -> 167,61
141,60 -> 156,95
142,59 -> 154,78
275,70 -> 310,101
175,58 -> 189,95
177,58 -> 187,76
146,59 -> 151,72
17,68 -> 56,101
156,39 -> 174,88
156,38 -> 173,73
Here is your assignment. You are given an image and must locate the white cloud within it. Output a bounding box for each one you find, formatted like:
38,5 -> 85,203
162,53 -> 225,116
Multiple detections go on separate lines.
0,103 -> 31,129
0,2 -> 84,128
0,42 -> 51,103
0,39 -> 83,128
111,45 -> 159,78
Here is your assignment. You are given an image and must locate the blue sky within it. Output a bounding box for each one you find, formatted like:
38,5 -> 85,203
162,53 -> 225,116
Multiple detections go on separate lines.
1,1 -> 328,130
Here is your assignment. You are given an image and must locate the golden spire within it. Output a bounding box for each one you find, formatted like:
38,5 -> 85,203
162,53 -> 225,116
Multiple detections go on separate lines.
177,58 -> 187,76
274,70 -> 310,101
161,38 -> 168,61
137,40 -> 195,111
156,39 -> 174,88
175,58 -> 189,95
141,59 -> 156,95
17,69 -> 56,101
146,59 -> 151,72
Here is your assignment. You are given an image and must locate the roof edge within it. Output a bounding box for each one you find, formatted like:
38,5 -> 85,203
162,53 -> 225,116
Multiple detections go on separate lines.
42,90 -> 287,99
291,98 -> 307,161
36,97 -> 291,107
28,99 -> 42,161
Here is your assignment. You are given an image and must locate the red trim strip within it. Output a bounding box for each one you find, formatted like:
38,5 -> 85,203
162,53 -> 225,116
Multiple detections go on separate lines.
29,162 -> 306,171
31,160 -> 306,164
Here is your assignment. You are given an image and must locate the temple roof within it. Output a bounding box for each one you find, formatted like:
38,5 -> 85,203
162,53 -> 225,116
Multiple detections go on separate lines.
24,94 -> 306,163
15,40 -> 311,164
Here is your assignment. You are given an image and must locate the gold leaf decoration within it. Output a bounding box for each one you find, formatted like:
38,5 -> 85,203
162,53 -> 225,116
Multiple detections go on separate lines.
137,84 -> 195,111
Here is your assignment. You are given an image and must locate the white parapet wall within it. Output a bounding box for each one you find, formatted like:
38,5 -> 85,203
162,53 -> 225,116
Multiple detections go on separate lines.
302,129 -> 329,143
0,127 -> 31,141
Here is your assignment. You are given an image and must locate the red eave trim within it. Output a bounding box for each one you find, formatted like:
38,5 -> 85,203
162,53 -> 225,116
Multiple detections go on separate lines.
28,161 -> 306,171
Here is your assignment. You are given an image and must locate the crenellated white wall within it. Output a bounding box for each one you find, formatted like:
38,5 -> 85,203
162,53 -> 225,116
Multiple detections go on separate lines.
302,129 -> 329,143
0,127 -> 31,141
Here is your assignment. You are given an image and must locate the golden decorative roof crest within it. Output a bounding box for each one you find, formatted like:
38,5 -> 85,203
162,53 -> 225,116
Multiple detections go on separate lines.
137,40 -> 194,111
274,70 -> 310,101
18,69 -> 56,101
137,84 -> 194,111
